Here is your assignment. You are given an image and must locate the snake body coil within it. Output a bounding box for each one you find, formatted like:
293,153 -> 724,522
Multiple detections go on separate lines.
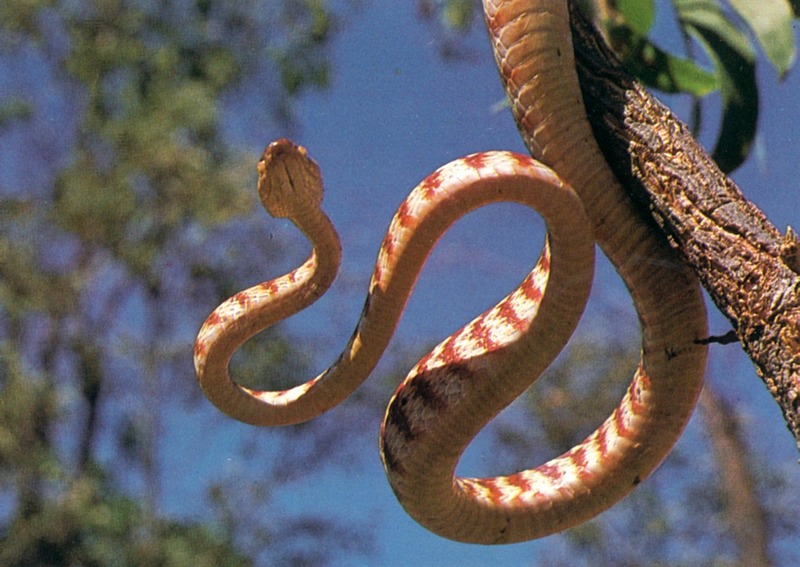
194,0 -> 707,544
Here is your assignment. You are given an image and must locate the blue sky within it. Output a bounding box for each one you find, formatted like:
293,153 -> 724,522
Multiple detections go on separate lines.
169,2 -> 800,565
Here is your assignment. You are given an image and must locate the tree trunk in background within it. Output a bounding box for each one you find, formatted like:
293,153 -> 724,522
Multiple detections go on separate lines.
700,386 -> 772,567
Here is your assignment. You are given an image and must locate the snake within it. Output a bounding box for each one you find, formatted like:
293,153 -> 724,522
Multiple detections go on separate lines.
193,0 -> 708,545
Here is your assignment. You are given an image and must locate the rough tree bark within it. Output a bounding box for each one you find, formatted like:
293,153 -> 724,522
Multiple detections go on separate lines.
567,2 -> 800,448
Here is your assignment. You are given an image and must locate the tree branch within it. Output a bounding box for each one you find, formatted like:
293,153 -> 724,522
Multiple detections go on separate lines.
568,2 -> 800,448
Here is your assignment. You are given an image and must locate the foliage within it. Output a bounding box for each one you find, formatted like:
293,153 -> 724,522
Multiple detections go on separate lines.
581,0 -> 796,171
429,0 -> 798,172
0,0 -> 372,564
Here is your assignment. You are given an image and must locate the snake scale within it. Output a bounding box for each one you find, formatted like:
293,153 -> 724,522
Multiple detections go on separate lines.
193,0 -> 708,544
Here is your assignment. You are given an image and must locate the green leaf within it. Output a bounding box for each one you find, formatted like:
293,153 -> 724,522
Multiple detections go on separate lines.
664,51 -> 720,95
727,0 -> 796,76
0,98 -> 32,127
617,0 -> 656,35
443,0 -> 476,32
673,0 -> 755,57
610,27 -> 718,96
673,0 -> 758,172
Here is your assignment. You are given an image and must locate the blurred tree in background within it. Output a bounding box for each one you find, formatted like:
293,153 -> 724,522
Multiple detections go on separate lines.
1,0 -> 798,565
0,1 -> 374,564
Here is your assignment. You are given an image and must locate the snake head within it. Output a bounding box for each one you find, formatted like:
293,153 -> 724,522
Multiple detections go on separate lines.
258,138 -> 324,219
